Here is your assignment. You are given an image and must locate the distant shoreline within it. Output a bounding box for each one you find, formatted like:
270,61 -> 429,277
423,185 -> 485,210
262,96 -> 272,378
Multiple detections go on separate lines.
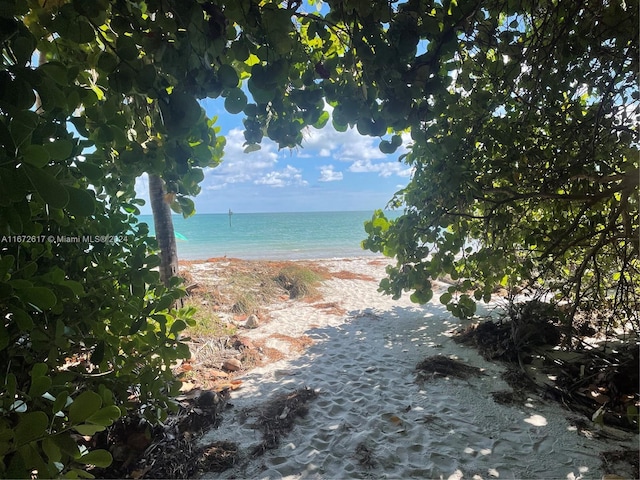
178,252 -> 388,264
137,209 -> 398,217
144,211 -> 394,261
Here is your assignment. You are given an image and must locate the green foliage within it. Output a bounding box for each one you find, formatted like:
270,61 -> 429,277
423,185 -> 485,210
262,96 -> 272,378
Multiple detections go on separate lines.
359,0 -> 639,332
0,186 -> 194,476
1,0 -> 223,476
2,0 -> 638,475
184,305 -> 236,339
0,192 -> 194,477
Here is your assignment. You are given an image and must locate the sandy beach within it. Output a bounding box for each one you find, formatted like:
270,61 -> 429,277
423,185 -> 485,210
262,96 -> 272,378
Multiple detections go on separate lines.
183,257 -> 637,480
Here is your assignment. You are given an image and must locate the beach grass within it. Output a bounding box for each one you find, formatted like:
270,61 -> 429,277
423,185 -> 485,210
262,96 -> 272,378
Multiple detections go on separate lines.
184,299 -> 237,338
180,260 -> 327,331
274,264 -> 325,299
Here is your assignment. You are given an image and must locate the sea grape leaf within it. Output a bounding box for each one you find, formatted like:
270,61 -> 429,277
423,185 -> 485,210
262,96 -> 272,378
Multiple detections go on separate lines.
76,449 -> 113,467
379,139 -> 398,154
0,255 -> 14,280
39,62 -> 69,86
9,110 -> 39,148
11,33 -> 36,65
218,64 -> 239,88
76,160 -> 103,183
22,164 -> 69,209
51,433 -> 81,459
31,362 -> 48,377
15,412 -> 48,446
439,292 -> 452,304
116,35 -> 139,61
52,391 -> 69,414
85,406 -> 121,427
21,286 -> 57,310
22,144 -> 50,167
161,91 -> 202,134
169,319 -> 187,335
28,375 -> 52,398
44,139 -> 73,160
224,88 -> 247,114
90,340 -> 105,364
42,437 -> 62,463
68,391 -> 102,424
66,19 -> 94,44
65,186 -> 95,216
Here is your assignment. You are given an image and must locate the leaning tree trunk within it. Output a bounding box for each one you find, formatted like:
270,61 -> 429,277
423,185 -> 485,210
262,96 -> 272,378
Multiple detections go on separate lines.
148,174 -> 179,287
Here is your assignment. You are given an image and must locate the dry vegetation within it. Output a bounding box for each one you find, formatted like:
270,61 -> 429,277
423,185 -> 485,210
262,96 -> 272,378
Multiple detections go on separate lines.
415,356 -> 484,383
248,387 -> 319,456
172,258 -> 349,391
179,258 -> 330,337
311,301 -> 348,316
95,260 -> 337,478
179,258 -> 377,333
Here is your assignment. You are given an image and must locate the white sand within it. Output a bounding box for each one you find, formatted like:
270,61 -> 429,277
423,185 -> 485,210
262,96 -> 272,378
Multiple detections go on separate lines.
198,257 -> 637,480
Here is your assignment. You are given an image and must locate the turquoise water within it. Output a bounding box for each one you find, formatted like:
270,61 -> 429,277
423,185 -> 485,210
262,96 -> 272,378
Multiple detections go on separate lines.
137,211 -> 398,260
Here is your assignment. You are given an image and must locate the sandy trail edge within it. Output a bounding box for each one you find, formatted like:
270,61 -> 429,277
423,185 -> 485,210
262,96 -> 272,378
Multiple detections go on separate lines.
194,257 -> 636,480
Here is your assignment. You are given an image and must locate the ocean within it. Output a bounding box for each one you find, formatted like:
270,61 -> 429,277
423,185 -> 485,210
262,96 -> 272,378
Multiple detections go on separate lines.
137,210 -> 399,260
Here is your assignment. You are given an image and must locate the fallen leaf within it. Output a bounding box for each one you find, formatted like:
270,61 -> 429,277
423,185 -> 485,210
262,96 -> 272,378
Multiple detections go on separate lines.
212,380 -> 242,391
590,390 -> 610,404
180,381 -> 196,392
127,430 -> 152,451
207,369 -> 229,379
389,415 -> 403,425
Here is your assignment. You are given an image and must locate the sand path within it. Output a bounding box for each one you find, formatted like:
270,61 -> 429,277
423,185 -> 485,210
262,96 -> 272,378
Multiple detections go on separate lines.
198,258 -> 636,480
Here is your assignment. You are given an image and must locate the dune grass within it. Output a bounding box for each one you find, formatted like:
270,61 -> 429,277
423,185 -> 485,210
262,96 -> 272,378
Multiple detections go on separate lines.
181,261 -> 327,336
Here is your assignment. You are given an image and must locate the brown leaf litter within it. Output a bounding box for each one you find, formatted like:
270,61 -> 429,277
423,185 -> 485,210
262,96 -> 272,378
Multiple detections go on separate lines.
415,355 -> 484,383
248,387 -> 319,456
453,303 -> 639,434
453,300 -> 639,476
355,442 -> 377,468
94,389 -> 232,479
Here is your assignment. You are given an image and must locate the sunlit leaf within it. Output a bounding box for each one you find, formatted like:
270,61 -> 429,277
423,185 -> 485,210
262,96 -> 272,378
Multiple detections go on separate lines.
77,449 -> 113,467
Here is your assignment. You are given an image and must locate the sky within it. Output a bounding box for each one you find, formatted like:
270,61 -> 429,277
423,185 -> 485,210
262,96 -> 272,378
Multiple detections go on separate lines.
135,98 -> 413,214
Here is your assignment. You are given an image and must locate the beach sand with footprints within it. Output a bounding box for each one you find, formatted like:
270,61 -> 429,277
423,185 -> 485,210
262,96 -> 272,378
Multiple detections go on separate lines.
180,257 -> 637,480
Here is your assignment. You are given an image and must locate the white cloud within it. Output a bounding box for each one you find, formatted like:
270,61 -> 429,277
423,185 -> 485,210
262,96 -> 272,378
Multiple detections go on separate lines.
348,159 -> 413,178
318,165 -> 343,182
202,124 -> 412,192
254,165 -> 308,188
300,122 -> 412,177
134,173 -> 150,205
204,128 -> 280,189
301,125 -> 384,162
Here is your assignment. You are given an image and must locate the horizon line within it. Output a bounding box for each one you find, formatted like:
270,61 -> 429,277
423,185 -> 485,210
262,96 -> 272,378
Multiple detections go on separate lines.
137,208 -> 398,216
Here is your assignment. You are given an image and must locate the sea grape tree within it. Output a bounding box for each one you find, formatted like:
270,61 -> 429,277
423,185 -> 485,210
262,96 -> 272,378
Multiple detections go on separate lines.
358,0 -> 639,331
0,0 -> 390,475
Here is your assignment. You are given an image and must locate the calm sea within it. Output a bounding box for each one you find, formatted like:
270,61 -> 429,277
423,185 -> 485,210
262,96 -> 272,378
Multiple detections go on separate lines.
137,211 -> 399,260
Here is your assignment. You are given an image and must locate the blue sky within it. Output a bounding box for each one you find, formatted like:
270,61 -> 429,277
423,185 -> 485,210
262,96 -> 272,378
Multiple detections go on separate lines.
136,99 -> 412,214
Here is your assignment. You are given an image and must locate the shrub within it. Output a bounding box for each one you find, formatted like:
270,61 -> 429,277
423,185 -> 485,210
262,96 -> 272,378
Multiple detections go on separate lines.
275,265 -> 323,299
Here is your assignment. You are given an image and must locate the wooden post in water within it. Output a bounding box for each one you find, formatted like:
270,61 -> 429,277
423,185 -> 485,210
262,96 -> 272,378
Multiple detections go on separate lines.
228,208 -> 233,227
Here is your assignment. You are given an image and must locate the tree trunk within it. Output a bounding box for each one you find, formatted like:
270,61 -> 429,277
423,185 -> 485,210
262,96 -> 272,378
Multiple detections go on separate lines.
148,174 -> 179,287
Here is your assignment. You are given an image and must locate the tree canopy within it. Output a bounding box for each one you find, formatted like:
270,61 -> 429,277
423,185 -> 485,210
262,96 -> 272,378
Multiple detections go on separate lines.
359,0 -> 639,329
1,0 -> 638,476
